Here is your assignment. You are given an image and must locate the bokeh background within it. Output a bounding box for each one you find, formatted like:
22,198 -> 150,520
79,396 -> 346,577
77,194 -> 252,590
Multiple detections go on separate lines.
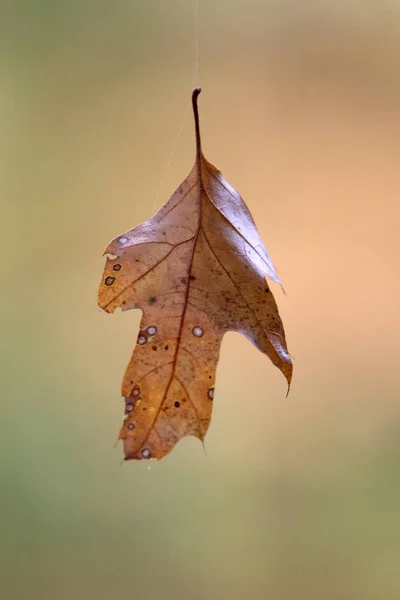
1,1 -> 400,599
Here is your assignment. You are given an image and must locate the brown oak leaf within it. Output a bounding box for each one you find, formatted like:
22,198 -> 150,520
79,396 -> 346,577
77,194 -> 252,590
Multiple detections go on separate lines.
98,89 -> 292,461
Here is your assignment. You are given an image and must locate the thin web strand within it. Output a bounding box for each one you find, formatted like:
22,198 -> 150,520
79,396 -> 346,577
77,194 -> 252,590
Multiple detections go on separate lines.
151,0 -> 200,215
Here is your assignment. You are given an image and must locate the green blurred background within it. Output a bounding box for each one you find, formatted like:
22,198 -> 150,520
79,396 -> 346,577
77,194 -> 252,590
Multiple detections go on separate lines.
1,1 -> 400,599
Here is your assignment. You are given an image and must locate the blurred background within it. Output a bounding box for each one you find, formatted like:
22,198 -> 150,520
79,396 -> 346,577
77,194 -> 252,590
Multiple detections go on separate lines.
1,1 -> 400,599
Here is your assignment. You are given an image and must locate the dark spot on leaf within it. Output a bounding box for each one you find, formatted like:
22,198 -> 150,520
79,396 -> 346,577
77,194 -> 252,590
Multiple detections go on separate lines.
265,288 -> 270,293
122,301 -> 126,305
164,345 -> 169,350
209,375 -> 212,379
113,264 -> 122,271
180,278 -> 187,284
149,297 -> 157,305
152,346 -> 157,351
174,401 -> 180,408
105,276 -> 115,286
189,275 -> 196,281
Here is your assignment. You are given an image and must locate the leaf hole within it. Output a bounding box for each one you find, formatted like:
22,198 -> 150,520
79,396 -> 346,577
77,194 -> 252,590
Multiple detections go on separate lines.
192,326 -> 204,337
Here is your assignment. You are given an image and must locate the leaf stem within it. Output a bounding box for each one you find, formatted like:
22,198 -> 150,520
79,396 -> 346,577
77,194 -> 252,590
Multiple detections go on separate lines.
192,88 -> 202,159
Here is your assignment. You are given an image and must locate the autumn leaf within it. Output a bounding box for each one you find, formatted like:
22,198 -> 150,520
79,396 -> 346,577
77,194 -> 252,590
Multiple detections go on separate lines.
98,89 -> 292,461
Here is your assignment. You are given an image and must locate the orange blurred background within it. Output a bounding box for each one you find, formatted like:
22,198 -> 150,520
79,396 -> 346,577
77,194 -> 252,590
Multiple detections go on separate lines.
1,1 -> 400,599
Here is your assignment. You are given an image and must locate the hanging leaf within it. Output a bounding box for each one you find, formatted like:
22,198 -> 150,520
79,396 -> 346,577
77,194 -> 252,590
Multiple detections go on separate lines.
98,89 -> 292,461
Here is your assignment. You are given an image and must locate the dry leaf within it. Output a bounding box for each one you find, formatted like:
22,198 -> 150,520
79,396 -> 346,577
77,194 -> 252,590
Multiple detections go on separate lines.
98,89 -> 292,461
